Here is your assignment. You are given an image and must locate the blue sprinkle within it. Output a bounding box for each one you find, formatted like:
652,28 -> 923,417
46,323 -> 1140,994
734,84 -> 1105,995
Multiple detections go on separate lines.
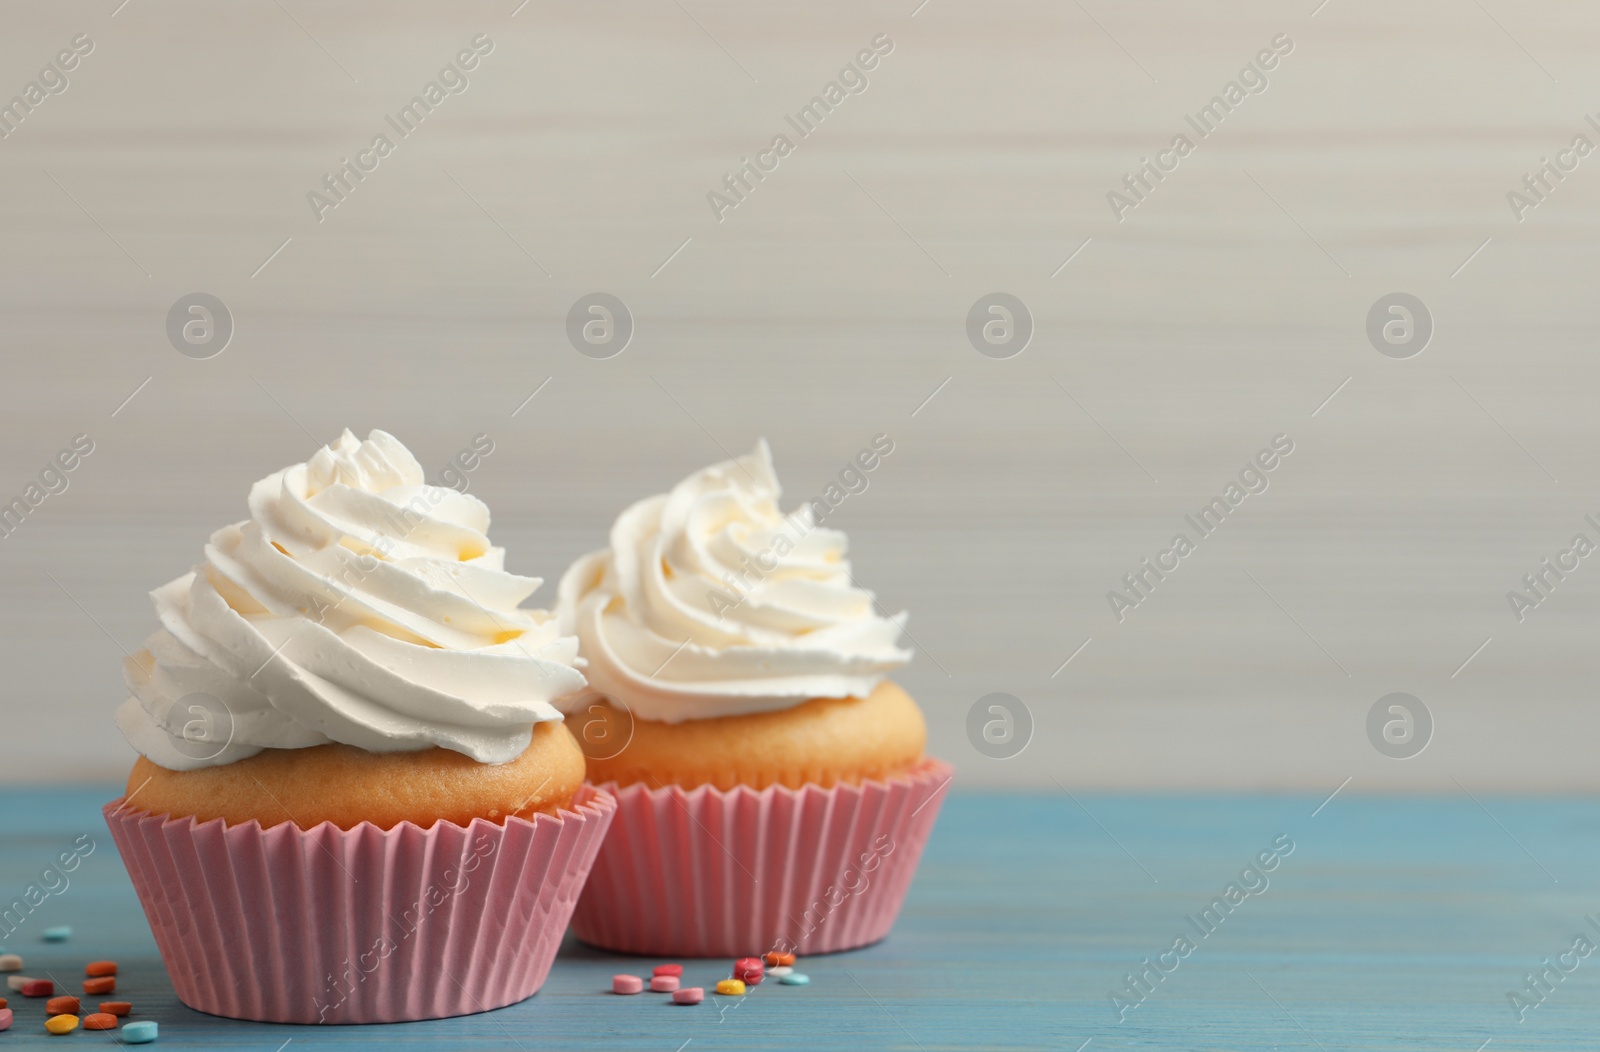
123,1020 -> 159,1043
779,972 -> 809,985
41,927 -> 71,943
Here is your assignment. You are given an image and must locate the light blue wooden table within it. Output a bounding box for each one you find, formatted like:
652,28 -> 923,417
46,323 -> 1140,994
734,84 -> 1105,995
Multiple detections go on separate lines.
1,786 -> 1595,1049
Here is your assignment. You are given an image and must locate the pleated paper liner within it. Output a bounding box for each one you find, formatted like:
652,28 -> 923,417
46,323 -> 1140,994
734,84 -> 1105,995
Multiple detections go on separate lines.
571,757 -> 952,958
102,785 -> 616,1024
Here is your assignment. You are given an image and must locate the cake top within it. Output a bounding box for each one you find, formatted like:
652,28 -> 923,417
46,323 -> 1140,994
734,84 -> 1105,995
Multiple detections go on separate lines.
557,439 -> 911,723
117,429 -> 584,770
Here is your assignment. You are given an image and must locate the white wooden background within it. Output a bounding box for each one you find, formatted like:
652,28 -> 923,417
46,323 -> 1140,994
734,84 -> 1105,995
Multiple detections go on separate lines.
2,0 -> 1598,789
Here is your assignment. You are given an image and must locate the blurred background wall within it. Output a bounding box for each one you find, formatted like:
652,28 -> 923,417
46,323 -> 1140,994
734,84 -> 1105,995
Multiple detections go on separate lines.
2,0 -> 1597,789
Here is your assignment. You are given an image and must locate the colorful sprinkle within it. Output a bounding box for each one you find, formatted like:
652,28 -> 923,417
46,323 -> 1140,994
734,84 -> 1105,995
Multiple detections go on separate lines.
45,1013 -> 79,1035
716,979 -> 746,996
21,979 -> 54,997
649,975 -> 680,993
611,974 -> 643,995
122,1019 -> 159,1043
0,955 -> 19,973
769,965 -> 793,976
779,972 -> 810,985
733,957 -> 764,984
763,951 -> 796,967
671,987 -> 703,1005
98,1001 -> 132,1017
83,977 -> 115,995
0,1007 -> 10,1031
6,976 -> 33,992
0,997 -> 6,1010
83,1013 -> 118,1030
85,961 -> 117,978
41,927 -> 71,943
45,996 -> 79,1016
652,963 -> 683,977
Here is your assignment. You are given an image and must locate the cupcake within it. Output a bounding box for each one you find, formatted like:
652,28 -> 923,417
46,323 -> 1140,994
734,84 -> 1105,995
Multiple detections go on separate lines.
558,440 -> 951,957
104,429 -> 615,1024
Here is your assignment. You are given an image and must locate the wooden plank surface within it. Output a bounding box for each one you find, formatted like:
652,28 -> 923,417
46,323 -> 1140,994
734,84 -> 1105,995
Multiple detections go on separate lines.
4,0 -> 1600,792
2,786 -> 1599,1049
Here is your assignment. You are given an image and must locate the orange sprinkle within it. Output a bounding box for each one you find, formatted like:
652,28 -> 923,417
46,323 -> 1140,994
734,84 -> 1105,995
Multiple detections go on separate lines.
82,1013 -> 117,1031
84,962 -> 117,978
45,996 -> 79,1016
763,951 -> 796,967
97,1002 -> 131,1017
81,977 -> 115,996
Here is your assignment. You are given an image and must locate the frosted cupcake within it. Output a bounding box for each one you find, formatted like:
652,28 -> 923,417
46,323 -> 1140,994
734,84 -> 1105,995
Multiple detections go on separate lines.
558,440 -> 951,956
104,429 -> 615,1024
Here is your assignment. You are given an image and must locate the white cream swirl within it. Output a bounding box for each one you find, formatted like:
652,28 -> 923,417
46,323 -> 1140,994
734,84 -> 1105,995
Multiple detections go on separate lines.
117,429 -> 585,771
556,440 -> 911,723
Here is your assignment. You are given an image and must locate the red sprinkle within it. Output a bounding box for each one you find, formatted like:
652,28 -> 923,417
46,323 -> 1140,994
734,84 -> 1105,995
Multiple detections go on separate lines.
82,977 -> 115,995
98,1002 -> 132,1017
45,996 -> 80,1016
85,962 -> 117,978
20,980 -> 52,998
733,957 -> 764,984
649,975 -> 680,993
652,963 -> 683,977
671,986 -> 704,1005
82,1013 -> 117,1031
0,997 -> 6,1010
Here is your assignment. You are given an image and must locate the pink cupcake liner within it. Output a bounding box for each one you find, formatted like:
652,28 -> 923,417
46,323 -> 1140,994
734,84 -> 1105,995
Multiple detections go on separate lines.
102,785 -> 616,1024
571,758 -> 952,958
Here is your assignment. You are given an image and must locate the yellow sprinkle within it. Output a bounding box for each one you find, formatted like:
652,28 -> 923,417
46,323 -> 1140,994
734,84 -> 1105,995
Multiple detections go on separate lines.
715,979 -> 746,996
45,1014 -> 79,1035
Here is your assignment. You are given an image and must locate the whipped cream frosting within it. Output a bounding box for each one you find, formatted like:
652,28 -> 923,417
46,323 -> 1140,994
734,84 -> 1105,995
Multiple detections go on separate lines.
117,429 -> 585,771
556,440 -> 911,723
